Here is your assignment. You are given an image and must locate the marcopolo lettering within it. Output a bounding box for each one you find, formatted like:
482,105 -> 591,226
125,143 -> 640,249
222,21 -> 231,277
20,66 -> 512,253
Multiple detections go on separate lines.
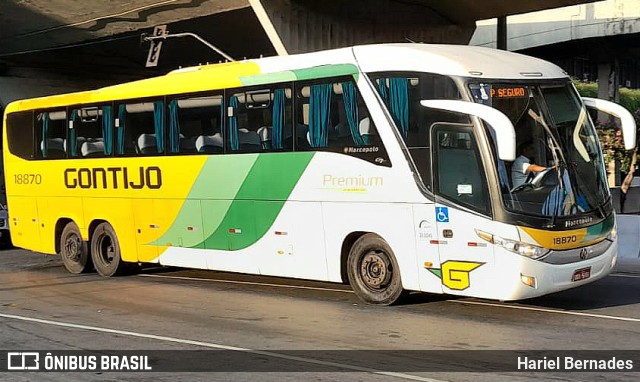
64,167 -> 162,189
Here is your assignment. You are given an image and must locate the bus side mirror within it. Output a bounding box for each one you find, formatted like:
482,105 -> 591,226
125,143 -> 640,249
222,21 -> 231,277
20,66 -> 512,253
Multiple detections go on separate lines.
582,97 -> 637,150
420,100 -> 516,161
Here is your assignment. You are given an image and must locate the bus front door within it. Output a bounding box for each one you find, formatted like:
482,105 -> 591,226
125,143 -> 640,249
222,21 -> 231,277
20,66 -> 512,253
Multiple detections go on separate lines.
430,124 -> 494,297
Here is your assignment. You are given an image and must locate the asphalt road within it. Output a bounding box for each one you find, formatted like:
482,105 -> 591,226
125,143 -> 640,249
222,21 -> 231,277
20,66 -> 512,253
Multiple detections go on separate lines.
0,248 -> 639,382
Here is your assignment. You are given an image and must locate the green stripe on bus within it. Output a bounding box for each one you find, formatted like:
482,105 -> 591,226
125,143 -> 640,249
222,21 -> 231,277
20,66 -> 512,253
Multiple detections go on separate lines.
239,71 -> 297,86
583,214 -> 615,243
152,155 -> 259,247
202,152 -> 314,250
291,64 -> 359,81
238,64 -> 360,87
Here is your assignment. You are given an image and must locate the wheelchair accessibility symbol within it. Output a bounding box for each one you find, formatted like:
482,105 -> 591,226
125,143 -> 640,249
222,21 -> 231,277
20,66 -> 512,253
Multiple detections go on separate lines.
435,207 -> 449,223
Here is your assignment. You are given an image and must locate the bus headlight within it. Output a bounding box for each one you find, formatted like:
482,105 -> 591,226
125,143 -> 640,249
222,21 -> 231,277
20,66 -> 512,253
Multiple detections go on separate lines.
476,230 -> 550,260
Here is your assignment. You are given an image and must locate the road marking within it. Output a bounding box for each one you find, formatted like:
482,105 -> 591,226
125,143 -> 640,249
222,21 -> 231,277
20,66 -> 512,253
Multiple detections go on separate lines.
449,300 -> 640,323
0,312 -> 446,382
611,273 -> 640,279
139,273 -> 355,294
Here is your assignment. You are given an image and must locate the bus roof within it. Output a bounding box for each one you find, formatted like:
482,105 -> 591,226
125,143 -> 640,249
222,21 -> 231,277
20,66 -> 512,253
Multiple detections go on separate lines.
4,43 -> 568,112
352,44 -> 568,80
243,43 -> 568,80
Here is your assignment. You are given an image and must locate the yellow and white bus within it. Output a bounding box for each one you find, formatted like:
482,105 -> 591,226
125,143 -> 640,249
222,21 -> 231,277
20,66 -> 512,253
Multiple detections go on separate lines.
3,44 -> 635,304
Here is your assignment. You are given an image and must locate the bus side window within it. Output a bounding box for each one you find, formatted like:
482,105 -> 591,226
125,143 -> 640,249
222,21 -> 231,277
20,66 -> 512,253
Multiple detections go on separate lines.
115,100 -> 164,156
295,81 -> 345,151
295,78 -> 390,166
36,110 -> 67,159
167,94 -> 223,154
6,111 -> 35,160
69,105 -> 113,158
226,86 -> 293,153
371,72 -> 466,185
432,125 -> 490,215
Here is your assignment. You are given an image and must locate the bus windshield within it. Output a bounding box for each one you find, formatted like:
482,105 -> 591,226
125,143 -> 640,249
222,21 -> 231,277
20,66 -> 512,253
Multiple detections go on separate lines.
469,82 -> 609,219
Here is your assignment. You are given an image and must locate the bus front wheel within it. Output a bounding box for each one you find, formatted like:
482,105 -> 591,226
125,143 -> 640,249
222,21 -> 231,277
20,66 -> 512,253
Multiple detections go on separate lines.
91,222 -> 126,277
60,222 -> 92,274
347,233 -> 404,305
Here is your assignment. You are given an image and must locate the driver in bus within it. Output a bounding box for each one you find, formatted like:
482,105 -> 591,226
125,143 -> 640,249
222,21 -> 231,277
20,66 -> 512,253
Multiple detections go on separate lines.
511,141 -> 549,188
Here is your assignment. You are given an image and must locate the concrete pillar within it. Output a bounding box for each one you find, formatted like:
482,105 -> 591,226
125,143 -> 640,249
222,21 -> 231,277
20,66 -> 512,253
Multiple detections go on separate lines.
597,62 -> 613,123
497,16 -> 507,50
598,61 -> 622,187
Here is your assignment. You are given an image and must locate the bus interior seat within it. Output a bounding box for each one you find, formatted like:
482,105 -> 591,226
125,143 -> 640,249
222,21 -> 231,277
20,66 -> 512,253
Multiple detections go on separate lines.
334,122 -> 352,146
257,126 -> 272,149
239,129 -> 261,152
296,124 -> 309,137
63,136 -> 87,155
195,134 -> 223,153
81,141 -> 105,157
284,124 -> 309,149
180,136 -> 197,153
138,134 -> 158,154
335,123 -> 350,138
120,139 -> 137,155
41,138 -> 66,158
359,117 -> 373,144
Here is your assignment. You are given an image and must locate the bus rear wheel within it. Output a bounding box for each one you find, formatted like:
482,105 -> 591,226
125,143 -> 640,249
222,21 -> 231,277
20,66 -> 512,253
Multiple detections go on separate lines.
60,222 -> 92,274
347,233 -> 404,305
91,222 -> 126,277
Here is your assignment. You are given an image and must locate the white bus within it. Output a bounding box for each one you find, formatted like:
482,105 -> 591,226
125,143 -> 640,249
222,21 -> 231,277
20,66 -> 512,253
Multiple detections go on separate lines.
3,44 -> 635,304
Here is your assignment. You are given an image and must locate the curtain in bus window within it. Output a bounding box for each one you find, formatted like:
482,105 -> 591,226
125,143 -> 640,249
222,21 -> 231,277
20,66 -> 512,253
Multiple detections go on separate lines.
41,112 -> 50,158
153,101 -> 164,153
341,81 -> 365,146
377,78 -> 389,104
117,105 -> 126,155
168,100 -> 180,153
102,106 -> 113,155
69,110 -> 78,157
272,89 -> 285,149
389,78 -> 409,138
229,96 -> 239,151
309,84 -> 332,148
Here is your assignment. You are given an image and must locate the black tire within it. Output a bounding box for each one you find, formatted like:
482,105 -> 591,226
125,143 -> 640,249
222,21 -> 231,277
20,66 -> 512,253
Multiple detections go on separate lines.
91,222 -> 126,277
347,233 -> 404,305
59,222 -> 92,274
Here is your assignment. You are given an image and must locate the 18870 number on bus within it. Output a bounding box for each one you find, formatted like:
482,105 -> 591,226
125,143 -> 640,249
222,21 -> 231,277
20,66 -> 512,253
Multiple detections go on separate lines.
553,235 -> 577,245
14,174 -> 42,184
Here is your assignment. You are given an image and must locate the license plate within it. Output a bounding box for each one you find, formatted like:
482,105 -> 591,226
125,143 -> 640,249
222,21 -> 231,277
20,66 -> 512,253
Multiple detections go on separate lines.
572,267 -> 591,282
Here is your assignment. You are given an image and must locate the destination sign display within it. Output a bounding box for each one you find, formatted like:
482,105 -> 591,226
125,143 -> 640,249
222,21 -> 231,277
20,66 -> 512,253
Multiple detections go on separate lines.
490,87 -> 528,98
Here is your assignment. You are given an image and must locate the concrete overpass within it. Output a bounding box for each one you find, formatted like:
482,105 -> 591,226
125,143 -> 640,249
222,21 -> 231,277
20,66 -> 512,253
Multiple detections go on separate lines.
0,0 -> 596,105
470,0 -> 640,89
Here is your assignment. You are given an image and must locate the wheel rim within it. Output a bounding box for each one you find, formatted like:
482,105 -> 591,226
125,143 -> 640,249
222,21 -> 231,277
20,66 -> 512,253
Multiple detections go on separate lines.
359,250 -> 392,291
63,233 -> 82,263
97,233 -> 115,266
